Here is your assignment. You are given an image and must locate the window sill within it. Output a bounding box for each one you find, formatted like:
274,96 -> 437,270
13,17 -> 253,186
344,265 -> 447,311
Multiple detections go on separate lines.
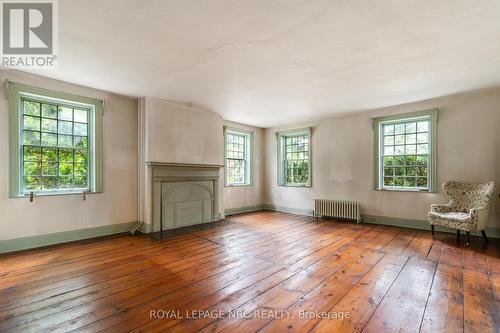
279,183 -> 311,188
374,187 -> 435,193
225,184 -> 253,188
10,190 -> 102,199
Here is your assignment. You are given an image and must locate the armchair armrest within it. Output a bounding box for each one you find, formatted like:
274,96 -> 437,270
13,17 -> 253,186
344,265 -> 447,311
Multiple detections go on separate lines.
430,204 -> 453,213
470,207 -> 490,230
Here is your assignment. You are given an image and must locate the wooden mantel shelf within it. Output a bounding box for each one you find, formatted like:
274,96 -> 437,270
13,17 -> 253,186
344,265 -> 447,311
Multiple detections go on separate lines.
146,162 -> 223,168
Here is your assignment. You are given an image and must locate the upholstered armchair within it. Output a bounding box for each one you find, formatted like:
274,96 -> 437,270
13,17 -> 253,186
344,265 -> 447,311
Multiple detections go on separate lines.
428,181 -> 496,245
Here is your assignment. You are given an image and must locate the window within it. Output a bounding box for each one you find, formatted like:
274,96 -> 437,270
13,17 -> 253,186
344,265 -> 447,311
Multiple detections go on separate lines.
373,109 -> 437,192
277,128 -> 311,186
9,82 -> 102,197
224,128 -> 252,186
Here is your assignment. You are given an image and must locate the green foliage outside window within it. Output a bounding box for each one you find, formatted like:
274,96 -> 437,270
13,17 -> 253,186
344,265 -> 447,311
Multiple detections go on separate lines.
21,98 -> 90,192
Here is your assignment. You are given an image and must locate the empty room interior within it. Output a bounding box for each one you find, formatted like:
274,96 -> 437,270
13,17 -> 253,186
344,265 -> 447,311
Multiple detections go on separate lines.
1,1 -> 500,332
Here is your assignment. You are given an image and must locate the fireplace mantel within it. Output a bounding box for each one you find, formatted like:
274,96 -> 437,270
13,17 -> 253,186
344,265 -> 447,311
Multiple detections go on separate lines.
148,162 -> 222,232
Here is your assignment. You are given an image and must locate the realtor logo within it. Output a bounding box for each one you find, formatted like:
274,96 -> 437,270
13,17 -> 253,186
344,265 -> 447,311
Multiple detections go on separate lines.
1,0 -> 58,67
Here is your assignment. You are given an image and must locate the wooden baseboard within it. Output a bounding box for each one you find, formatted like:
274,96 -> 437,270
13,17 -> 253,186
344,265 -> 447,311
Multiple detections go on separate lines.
0,221 -> 137,253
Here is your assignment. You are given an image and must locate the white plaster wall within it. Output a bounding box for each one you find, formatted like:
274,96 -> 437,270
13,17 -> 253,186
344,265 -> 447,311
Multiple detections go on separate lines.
264,87 -> 500,229
145,98 -> 223,165
223,121 -> 264,211
140,97 -> 225,225
0,70 -> 138,240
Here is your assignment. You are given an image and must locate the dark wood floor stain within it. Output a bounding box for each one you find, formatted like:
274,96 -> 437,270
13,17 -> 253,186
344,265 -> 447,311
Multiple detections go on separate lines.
0,211 -> 499,332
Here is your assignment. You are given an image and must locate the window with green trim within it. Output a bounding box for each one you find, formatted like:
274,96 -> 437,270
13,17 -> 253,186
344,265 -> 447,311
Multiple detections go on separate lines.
277,129 -> 311,186
9,83 -> 102,197
374,110 -> 437,192
225,129 -> 252,186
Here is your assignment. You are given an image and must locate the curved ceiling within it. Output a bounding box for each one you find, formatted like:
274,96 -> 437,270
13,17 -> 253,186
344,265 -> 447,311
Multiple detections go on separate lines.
23,0 -> 500,127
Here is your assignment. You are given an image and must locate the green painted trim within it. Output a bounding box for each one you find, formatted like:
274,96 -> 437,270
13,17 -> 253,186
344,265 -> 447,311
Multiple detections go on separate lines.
0,221 -> 137,253
262,203 -> 313,217
372,109 -> 438,192
8,81 -> 103,197
224,126 -> 253,186
362,214 -> 500,238
276,127 -> 312,187
225,205 -> 264,216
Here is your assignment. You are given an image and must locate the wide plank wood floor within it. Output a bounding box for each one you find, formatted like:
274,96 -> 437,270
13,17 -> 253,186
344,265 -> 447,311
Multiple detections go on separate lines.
1,210 -> 499,333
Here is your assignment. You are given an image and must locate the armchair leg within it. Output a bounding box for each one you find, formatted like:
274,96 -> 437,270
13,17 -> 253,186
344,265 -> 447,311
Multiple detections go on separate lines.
431,225 -> 434,236
481,230 -> 489,244
466,232 -> 470,246
456,230 -> 460,243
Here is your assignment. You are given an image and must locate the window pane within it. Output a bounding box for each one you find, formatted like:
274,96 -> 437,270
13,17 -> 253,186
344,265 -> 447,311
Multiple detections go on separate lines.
417,144 -> 428,154
74,136 -> 88,148
75,150 -> 88,163
58,120 -> 73,134
42,104 -> 58,118
41,118 -> 57,132
42,148 -> 58,161
58,106 -> 73,120
41,133 -> 57,146
384,146 -> 394,156
75,176 -> 87,188
24,100 -> 40,116
74,163 -> 87,176
417,121 -> 429,132
394,124 -> 405,134
42,176 -> 57,190
74,123 -> 87,136
24,176 -> 41,190
24,131 -> 40,145
394,135 -> 404,145
384,125 -> 394,135
59,149 -> 74,163
74,109 -> 88,123
59,162 -> 73,176
24,162 -> 41,176
384,136 -> 394,146
24,146 -> 41,161
59,176 -> 73,188
58,135 -> 73,147
405,122 -> 416,133
42,162 -> 58,176
383,156 -> 394,166
24,115 -> 40,131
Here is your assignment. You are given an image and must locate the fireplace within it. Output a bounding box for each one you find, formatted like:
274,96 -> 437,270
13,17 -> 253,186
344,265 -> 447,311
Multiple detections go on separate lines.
148,162 -> 222,232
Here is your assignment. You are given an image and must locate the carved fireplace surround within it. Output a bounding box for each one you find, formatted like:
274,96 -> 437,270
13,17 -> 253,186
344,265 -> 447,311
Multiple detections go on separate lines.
148,162 -> 222,233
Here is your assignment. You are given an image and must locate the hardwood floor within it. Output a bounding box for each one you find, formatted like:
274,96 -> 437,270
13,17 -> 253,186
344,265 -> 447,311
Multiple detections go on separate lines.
0,210 -> 499,333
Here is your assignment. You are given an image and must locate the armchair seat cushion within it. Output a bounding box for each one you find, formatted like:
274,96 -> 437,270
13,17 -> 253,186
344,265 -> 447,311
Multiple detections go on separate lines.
428,212 -> 472,223
428,211 -> 477,231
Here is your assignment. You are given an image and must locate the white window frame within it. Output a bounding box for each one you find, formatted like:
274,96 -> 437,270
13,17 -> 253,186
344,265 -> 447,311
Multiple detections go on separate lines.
224,127 -> 253,186
8,82 -> 103,197
277,128 -> 311,187
373,109 -> 437,192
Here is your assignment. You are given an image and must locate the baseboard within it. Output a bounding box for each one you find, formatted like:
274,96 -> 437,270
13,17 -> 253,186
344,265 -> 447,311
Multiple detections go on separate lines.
262,204 -> 314,217
362,214 -> 500,239
0,221 -> 137,254
225,205 -> 265,216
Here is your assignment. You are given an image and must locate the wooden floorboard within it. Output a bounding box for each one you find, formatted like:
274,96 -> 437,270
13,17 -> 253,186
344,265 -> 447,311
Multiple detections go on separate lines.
0,210 -> 499,333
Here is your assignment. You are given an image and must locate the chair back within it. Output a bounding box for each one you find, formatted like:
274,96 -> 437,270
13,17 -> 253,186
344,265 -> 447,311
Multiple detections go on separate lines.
443,181 -> 495,212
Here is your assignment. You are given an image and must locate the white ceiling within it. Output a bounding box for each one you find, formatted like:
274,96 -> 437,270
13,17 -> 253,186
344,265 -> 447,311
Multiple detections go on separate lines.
24,0 -> 500,127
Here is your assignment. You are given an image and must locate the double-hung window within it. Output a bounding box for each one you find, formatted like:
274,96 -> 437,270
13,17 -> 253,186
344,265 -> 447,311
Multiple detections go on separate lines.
225,128 -> 252,186
9,83 -> 102,197
373,109 -> 437,192
277,128 -> 311,186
